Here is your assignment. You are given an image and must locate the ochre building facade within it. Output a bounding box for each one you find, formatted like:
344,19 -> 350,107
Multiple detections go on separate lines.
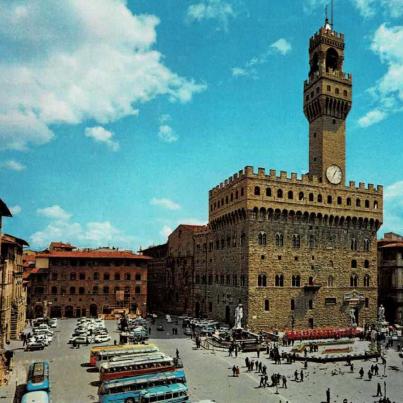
148,20 -> 383,332
26,242 -> 149,318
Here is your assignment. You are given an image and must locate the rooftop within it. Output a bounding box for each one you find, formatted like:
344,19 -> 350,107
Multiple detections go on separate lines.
36,250 -> 151,260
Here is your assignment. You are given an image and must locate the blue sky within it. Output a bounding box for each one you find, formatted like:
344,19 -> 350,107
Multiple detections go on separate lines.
1,0 -> 402,250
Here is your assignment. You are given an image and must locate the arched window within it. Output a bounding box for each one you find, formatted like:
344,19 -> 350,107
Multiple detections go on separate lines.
327,195 -> 332,204
309,193 -> 314,202
275,233 -> 284,247
356,198 -> 361,207
351,259 -> 357,268
365,200 -> 370,208
347,197 -> 351,206
275,274 -> 284,287
364,239 -> 370,252
350,275 -> 358,287
69,286 -> 76,295
51,286 -> 57,295
103,286 -> 109,294
70,272 -> 76,281
79,287 -> 85,295
254,186 -> 260,196
364,260 -> 370,269
309,234 -> 315,248
258,232 -> 267,246
277,189 -> 283,198
364,275 -> 370,287
317,194 -> 323,203
326,48 -> 339,71
288,190 -> 293,199
292,275 -> 301,287
374,201 -> 378,209
266,188 -> 272,197
299,192 -> 304,201
93,272 -> 99,280
258,274 -> 267,287
93,286 -> 98,294
351,238 -> 358,251
292,234 -> 301,248
337,196 -> 342,205
264,299 -> 269,311
114,273 -> 120,281
327,275 -> 334,287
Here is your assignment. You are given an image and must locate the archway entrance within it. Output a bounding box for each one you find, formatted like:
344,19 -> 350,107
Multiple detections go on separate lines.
34,305 -> 43,318
50,306 -> 62,318
225,306 -> 231,324
65,305 -> 74,318
90,304 -> 98,317
76,308 -> 81,317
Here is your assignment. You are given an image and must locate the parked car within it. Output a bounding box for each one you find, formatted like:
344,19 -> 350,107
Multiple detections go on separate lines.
184,327 -> 192,336
68,335 -> 94,344
49,318 -> 57,328
25,341 -> 45,351
94,334 -> 111,343
33,335 -> 51,346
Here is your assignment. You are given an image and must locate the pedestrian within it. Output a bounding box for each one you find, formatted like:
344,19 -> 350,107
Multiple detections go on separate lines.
326,387 -> 330,403
232,365 -> 236,377
259,375 -> 265,387
300,369 -> 304,382
245,357 -> 249,368
114,339 -> 117,346
176,348 -> 180,359
304,359 -> 308,369
368,370 -> 372,381
350,363 -> 354,372
257,345 -> 260,358
294,369 -> 299,382
148,327 -> 151,335
359,367 -> 364,379
264,374 -> 268,388
376,382 -> 382,397
374,364 -> 379,376
262,365 -> 267,375
258,361 -> 262,373
235,366 -> 240,377
282,375 -> 287,389
72,339 -> 76,349
228,345 -> 233,357
235,344 -> 238,357
255,360 -> 259,371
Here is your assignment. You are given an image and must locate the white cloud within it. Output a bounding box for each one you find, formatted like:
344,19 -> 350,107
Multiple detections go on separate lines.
186,0 -> 235,31
383,0 -> 403,18
160,225 -> 173,239
0,1 -> 205,151
270,38 -> 292,55
159,114 -> 171,124
232,38 -> 291,79
351,0 -> 376,18
158,125 -> 178,143
150,198 -> 181,210
358,24 -> 403,127
383,181 -> 403,234
358,109 -> 387,127
32,205 -> 134,248
10,205 -> 22,215
85,126 -> 119,151
2,160 -> 26,171
37,205 -> 72,221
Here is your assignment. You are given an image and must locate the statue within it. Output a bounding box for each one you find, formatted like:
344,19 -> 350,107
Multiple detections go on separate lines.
234,304 -> 243,329
378,305 -> 385,323
349,308 -> 357,327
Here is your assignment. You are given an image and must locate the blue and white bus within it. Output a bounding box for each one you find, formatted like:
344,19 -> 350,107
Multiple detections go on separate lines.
98,369 -> 187,403
139,383 -> 189,403
26,361 -> 50,392
21,390 -> 50,403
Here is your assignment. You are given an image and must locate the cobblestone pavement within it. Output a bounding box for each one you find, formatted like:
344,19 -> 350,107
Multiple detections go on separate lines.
1,318 -> 403,403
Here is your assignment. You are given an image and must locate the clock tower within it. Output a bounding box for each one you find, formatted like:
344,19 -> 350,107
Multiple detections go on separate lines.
304,19 -> 352,185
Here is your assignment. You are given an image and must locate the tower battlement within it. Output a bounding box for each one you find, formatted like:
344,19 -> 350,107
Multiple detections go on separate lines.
209,166 -> 383,197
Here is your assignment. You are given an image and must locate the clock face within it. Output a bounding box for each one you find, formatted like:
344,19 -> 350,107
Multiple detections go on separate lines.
326,165 -> 342,184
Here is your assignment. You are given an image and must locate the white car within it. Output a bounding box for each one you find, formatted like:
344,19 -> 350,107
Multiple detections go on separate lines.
69,335 -> 94,344
49,318 -> 58,328
32,335 -> 50,346
94,334 -> 111,343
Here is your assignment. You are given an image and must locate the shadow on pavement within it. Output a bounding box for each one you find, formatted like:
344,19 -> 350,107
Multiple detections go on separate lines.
13,384 -> 26,403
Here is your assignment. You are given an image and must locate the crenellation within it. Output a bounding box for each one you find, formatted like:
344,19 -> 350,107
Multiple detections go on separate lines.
359,182 -> 365,189
290,172 -> 298,181
279,171 -> 287,179
349,181 -> 356,188
258,167 -> 265,177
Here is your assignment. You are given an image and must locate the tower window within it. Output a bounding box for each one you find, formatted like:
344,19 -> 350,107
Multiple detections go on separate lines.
364,260 -> 370,269
258,274 -> 267,287
374,201 -> 378,209
365,200 -> 370,208
335,88 -> 339,95
299,192 -> 304,200
292,234 -> 301,248
327,195 -> 332,204
351,259 -> 357,268
317,194 -> 323,203
288,190 -> 293,199
350,275 -> 358,287
343,90 -> 348,96
235,190 -> 239,199
264,299 -> 269,311
347,198 -> 352,206
266,187 -> 272,196
277,189 -> 283,198
356,198 -> 361,207
327,85 -> 331,92
309,193 -> 314,202
275,274 -> 284,287
337,196 -> 342,205
326,48 -> 339,71
254,186 -> 260,196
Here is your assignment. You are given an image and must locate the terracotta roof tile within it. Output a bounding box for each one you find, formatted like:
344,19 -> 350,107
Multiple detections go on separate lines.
36,250 -> 151,260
